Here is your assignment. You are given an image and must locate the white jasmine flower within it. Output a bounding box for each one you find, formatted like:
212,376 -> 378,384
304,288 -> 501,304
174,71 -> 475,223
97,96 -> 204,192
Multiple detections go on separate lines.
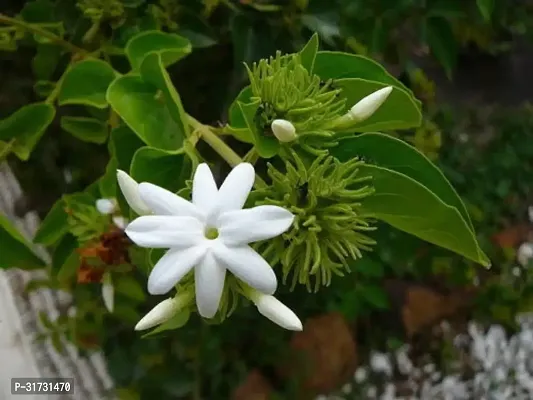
347,86 -> 393,123
102,272 -> 114,313
354,367 -> 368,383
250,291 -> 302,331
271,119 -> 297,142
370,352 -> 393,376
123,163 -> 294,319
135,293 -> 191,331
116,170 -> 151,215
96,198 -> 117,215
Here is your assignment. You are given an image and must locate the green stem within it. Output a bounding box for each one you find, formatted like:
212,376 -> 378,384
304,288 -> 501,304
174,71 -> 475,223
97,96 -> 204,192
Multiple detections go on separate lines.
188,115 -> 267,188
0,13 -> 87,55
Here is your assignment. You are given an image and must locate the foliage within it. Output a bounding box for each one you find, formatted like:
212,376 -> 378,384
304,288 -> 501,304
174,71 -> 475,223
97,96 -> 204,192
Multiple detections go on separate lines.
0,0 -> 531,398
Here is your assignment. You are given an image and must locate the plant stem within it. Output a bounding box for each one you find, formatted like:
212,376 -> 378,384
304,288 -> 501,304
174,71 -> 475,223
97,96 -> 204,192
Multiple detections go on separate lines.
0,13 -> 87,55
188,115 -> 267,188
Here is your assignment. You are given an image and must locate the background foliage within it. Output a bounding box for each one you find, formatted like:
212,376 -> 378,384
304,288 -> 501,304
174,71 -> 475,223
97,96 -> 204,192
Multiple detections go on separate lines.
1,0 -> 533,399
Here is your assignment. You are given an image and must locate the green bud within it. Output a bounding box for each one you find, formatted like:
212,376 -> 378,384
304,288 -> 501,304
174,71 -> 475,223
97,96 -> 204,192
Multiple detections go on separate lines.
253,150 -> 376,292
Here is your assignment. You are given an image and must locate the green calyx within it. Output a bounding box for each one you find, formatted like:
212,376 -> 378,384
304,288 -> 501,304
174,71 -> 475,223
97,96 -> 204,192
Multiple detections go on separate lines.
245,51 -> 346,149
253,150 -> 376,292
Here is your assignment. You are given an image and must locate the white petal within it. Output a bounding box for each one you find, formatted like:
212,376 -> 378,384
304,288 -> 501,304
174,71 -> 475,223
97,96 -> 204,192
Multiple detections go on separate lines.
349,86 -> 393,122
102,274 -> 114,313
192,163 -> 218,213
125,216 -> 204,248
214,163 -> 255,216
253,293 -> 303,331
116,170 -> 151,215
134,298 -> 179,331
96,198 -> 117,215
212,243 -> 277,294
195,252 -> 226,318
139,182 -> 204,219
148,246 -> 207,295
218,205 -> 294,245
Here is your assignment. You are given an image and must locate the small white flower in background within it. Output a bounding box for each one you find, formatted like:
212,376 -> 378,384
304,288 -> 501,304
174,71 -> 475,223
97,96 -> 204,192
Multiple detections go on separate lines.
528,206 -> 533,222
347,86 -> 393,123
116,170 -> 151,215
120,163 -> 295,321
135,292 -> 191,331
517,242 -> 533,267
395,345 -> 413,375
354,366 -> 368,383
102,272 -> 114,313
96,198 -> 117,215
250,290 -> 302,331
271,119 -> 297,142
370,352 -> 393,376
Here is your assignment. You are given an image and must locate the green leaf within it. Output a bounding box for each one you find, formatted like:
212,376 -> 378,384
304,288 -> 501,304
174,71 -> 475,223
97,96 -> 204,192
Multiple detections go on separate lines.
476,0 -> 494,21
0,103 -> 55,160
60,116 -> 108,144
34,198 -> 68,245
59,59 -> 117,108
335,79 -> 422,131
357,164 -> 489,266
313,51 -> 418,103
426,17 -> 458,80
139,52 -> 189,139
33,81 -> 56,98
0,214 -> 45,269
110,126 -> 145,171
142,309 -> 191,338
333,132 -> 473,231
299,33 -> 319,73
53,234 -> 80,281
125,30 -> 192,71
99,156 -> 118,198
227,86 -> 254,144
38,311 -> 55,330
114,304 -> 141,324
115,276 -> 146,302
237,100 -> 279,158
107,75 -> 184,150
32,43 -> 61,80
353,258 -> 384,278
130,147 -> 188,193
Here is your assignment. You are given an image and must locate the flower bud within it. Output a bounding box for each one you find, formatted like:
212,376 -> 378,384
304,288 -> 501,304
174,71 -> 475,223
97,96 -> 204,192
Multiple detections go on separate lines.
96,198 -> 117,215
251,292 -> 303,331
348,86 -> 393,123
271,119 -> 297,143
112,215 -> 128,230
518,242 -> 533,267
116,170 -> 151,216
102,273 -> 114,313
134,293 -> 192,331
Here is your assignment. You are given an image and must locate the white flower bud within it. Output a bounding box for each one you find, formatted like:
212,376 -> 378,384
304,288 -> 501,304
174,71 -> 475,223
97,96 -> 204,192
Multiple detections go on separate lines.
116,170 -> 151,216
134,296 -> 186,331
348,86 -> 393,123
252,292 -> 302,331
112,216 -> 128,230
518,242 -> 533,267
96,198 -> 117,215
102,273 -> 114,313
271,119 -> 297,143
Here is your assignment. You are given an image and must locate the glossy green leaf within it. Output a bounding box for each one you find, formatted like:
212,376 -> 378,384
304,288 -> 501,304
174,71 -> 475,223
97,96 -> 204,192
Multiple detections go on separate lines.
313,51 -> 417,102
32,43 -> 61,80
335,79 -> 422,131
426,17 -> 457,79
140,53 -> 189,139
99,156 -> 118,198
53,234 -> 80,281
226,86 -> 254,144
59,59 -> 117,108
107,75 -> 184,150
0,214 -> 45,269
299,33 -> 319,73
357,164 -> 489,266
238,100 -> 279,158
130,147 -> 188,193
125,30 -> 192,71
110,126 -> 145,171
0,102 -> 55,160
34,198 -> 68,245
60,116 -> 108,144
333,132 -> 473,231
142,309 -> 191,338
